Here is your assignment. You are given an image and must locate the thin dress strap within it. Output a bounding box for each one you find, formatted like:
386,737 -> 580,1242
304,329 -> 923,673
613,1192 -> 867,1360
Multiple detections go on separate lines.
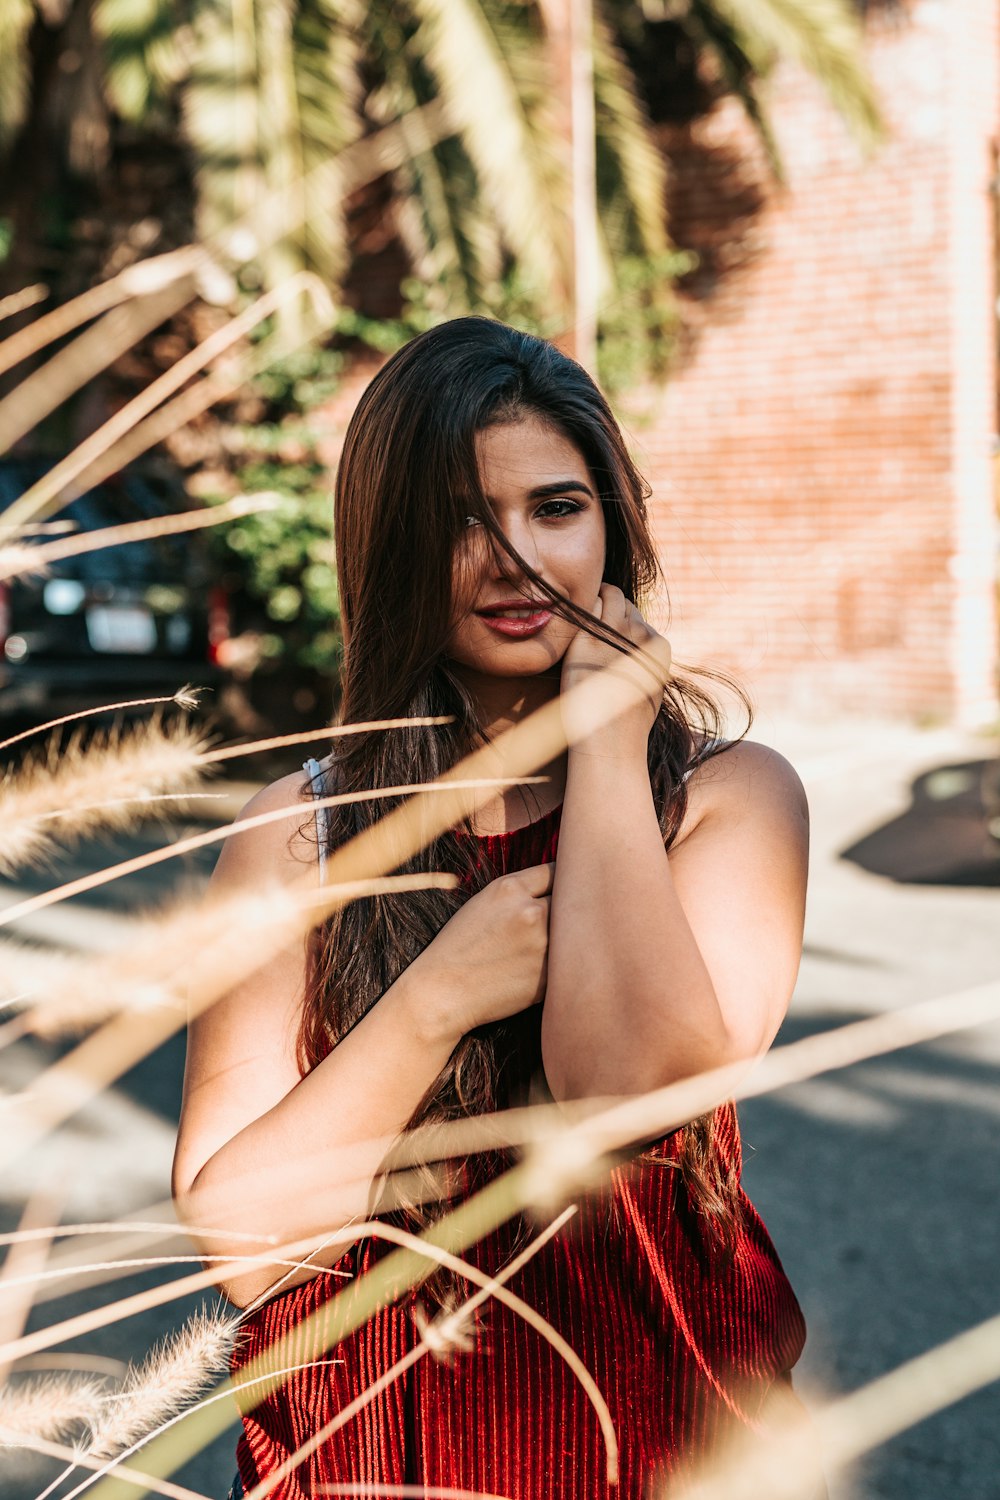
302,757 -> 329,885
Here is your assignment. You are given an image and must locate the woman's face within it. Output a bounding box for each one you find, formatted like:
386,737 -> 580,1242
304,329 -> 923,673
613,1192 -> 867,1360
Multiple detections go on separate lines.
445,414 -> 607,680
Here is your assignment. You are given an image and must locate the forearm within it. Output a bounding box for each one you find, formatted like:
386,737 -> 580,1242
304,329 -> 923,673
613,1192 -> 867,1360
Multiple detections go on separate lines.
177,965 -> 459,1305
541,738 -> 732,1100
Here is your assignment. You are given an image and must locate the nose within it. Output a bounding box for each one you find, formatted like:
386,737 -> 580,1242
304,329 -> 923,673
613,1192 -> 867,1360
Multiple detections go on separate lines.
488,511 -> 542,581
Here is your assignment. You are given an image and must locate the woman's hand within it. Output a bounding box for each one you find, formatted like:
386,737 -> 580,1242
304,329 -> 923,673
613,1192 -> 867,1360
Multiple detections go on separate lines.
559,584 -> 672,753
408,862 -> 555,1042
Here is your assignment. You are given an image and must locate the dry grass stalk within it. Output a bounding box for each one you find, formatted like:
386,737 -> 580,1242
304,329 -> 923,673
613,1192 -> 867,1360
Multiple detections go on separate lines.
664,1306 -> 1000,1500
0,688 -> 202,754
0,492 -> 282,583
344,1214 -> 617,1480
0,716 -> 214,876
0,649 -> 983,1178
820,1307 -> 1000,1473
14,1355 -> 127,1378
0,1188 -> 62,1385
64,1358 -> 347,1500
0,282 -> 48,328
0,277 -> 200,463
0,645 -> 620,936
235,1208 -> 590,1500
0,1372 -> 108,1444
9,954 -> 998,1497
0,103 -> 457,536
0,250 -> 206,382
4,273 -> 332,533
22,981 -> 995,1471
0,1251 -> 345,1301
0,98 -> 448,397
8,871 -> 457,1042
27,1217 -> 581,1500
62,322 -> 321,505
0,766 -> 553,1159
15,1169 -> 540,1489
0,543 -> 39,581
201,715 -> 454,765
85,1307 -> 238,1460
0,1426 -> 212,1500
319,1490 -> 512,1500
0,769 -> 528,929
9,671 -> 994,1492
0,1221 -> 253,1251
0,1142 -> 516,1372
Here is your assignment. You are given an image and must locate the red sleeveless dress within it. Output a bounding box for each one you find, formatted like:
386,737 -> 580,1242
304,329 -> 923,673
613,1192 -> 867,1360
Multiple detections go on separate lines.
231,804 -> 807,1498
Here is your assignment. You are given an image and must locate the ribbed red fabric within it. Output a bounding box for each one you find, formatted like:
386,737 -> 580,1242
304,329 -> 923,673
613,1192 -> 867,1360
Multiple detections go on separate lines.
232,804 -> 807,1498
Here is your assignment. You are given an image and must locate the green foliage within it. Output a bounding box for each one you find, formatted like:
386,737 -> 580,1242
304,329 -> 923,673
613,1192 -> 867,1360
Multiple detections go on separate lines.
596,251 -> 696,395
204,344 -> 344,676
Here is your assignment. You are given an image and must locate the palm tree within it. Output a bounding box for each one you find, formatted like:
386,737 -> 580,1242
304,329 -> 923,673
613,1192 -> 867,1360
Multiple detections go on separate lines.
0,0 -> 880,372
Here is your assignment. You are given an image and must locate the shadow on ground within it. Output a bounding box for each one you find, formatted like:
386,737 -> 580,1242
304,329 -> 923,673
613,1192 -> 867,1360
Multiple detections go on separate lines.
839,758 -> 1000,887
742,1009 -> 1000,1500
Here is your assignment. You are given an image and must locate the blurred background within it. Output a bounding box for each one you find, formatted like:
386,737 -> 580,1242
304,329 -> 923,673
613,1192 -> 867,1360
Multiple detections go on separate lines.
0,0 -> 998,1496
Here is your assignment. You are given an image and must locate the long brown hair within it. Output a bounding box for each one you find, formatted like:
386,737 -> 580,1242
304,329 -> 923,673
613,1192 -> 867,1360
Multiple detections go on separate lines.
304,317 -> 749,1293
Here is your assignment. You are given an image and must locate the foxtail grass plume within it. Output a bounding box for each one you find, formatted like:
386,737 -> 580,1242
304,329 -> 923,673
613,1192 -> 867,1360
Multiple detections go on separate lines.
0,687 -> 205,754
0,943 -> 77,1033
0,1372 -> 108,1444
2,872 -> 446,1040
0,716 -> 214,875
86,1306 -> 238,1459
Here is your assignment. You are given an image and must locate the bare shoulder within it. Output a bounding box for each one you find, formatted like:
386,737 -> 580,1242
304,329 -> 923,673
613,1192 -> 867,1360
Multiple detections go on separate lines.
209,767 -> 319,893
678,738 -> 809,843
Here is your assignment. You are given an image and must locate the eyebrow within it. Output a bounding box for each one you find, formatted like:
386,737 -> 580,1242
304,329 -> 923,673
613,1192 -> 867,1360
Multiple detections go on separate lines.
476,480 -> 599,510
480,479 -> 595,503
529,479 -> 594,499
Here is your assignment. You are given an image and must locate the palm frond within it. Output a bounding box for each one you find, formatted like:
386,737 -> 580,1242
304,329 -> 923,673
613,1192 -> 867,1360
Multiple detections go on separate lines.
291,0 -> 366,285
0,0 -> 34,150
183,0 -> 365,294
704,0 -> 883,150
363,10 -> 503,308
593,1 -> 670,260
683,0 -> 784,174
402,0 -> 572,310
95,0 -> 189,127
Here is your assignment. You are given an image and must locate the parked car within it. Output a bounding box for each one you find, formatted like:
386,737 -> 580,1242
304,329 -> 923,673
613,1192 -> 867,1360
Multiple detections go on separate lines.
0,458 -> 231,727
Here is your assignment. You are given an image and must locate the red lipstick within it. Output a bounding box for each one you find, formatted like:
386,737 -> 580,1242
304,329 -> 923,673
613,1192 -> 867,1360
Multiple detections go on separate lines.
475,597 -> 554,638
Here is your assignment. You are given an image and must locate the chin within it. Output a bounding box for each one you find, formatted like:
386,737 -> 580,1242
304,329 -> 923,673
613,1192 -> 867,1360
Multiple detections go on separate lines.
449,645 -> 565,679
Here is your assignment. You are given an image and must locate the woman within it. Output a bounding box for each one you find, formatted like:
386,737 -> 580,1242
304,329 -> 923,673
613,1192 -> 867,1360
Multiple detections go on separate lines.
173,317 -> 812,1499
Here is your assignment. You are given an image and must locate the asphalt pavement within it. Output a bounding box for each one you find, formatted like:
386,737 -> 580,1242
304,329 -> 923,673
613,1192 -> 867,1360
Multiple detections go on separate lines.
1,714 -> 998,1500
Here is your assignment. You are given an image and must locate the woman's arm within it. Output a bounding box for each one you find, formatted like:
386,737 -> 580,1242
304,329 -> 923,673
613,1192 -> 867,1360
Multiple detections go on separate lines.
540,732 -> 809,1102
172,773 -> 464,1308
541,583 -> 809,1102
173,772 -> 554,1308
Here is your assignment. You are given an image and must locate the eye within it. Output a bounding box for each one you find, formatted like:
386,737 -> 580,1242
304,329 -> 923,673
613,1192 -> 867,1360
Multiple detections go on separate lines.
536,499 -> 584,519
463,514 -> 484,528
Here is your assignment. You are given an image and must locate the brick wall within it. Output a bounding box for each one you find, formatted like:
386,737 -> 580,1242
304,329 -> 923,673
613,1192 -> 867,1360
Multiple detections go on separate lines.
325,1 -> 1000,726
633,0 -> 1000,726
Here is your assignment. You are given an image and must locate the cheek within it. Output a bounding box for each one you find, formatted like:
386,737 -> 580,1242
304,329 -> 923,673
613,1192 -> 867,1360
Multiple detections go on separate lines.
448,548 -> 478,624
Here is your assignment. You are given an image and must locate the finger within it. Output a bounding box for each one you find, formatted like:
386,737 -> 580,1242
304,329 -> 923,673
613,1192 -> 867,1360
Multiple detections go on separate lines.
520,860 -> 556,896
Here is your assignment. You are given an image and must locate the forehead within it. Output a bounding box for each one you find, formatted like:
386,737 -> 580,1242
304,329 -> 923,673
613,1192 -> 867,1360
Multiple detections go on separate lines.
474,416 -> 589,492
